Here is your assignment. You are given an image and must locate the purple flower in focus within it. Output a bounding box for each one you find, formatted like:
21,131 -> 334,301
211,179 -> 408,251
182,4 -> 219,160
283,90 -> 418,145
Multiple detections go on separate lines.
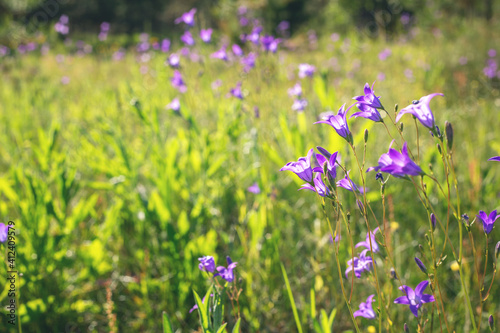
0,223 -> 12,242
355,227 -> 380,253
200,29 -> 213,43
477,210 -> 500,234
161,39 -> 171,53
232,44 -> 243,57
351,103 -> 383,122
211,46 -> 228,61
292,99 -> 308,112
313,148 -> 338,185
353,295 -> 376,319
345,249 -> 373,278
247,182 -> 261,194
180,30 -> 195,46
215,256 -> 238,282
314,103 -> 354,141
171,70 -> 187,93
166,97 -> 180,112
167,53 -> 180,68
367,142 -> 423,178
230,82 -> 244,99
198,256 -> 215,272
396,93 -> 444,130
280,148 -> 314,182
175,8 -> 196,27
299,173 -> 330,197
394,280 -> 435,317
353,82 -> 382,109
298,63 -> 316,78
337,171 -> 364,193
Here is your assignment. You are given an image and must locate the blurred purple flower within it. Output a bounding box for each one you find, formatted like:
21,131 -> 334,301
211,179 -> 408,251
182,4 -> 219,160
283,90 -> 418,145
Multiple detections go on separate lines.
211,46 -> 228,61
394,280 -> 435,317
167,53 -> 180,68
241,52 -> 257,72
477,210 -> 499,234
200,29 -> 213,43
314,103 -> 353,142
330,33 -> 340,42
345,249 -> 373,278
298,63 -> 315,78
377,72 -> 386,81
161,39 -> 170,53
55,15 -> 69,35
0,223 -> 12,242
180,31 -> 195,46
0,45 -> 10,57
247,26 -> 262,45
355,227 -> 380,253
171,70 -> 187,93
400,13 -> 411,25
247,182 -> 261,194
292,99 -> 308,112
61,76 -> 70,85
211,79 -> 222,91
100,22 -> 110,32
367,142 -> 423,178
288,83 -> 302,97
354,295 -> 376,319
396,93 -> 444,130
232,44 -> 243,57
378,48 -> 392,61
488,49 -> 497,58
299,173 -> 330,197
215,256 -> 238,282
175,8 -> 196,27
166,97 -> 180,112
459,56 -> 468,65
281,148 -> 314,182
484,59 -> 498,79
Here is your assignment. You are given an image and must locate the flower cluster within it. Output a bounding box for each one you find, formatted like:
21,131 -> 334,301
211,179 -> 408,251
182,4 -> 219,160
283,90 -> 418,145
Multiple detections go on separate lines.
198,255 -> 238,283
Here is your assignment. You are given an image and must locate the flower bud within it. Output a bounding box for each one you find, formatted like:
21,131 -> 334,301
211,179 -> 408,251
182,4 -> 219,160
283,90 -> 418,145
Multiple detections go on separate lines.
431,213 -> 436,231
445,121 -> 453,151
495,241 -> 500,260
435,125 -> 441,137
400,123 -> 404,132
404,323 -> 409,333
415,257 -> 428,274
364,129 -> 369,143
376,172 -> 384,182
390,267 -> 397,279
437,143 -> 442,155
394,104 -> 399,112
489,315 -> 494,331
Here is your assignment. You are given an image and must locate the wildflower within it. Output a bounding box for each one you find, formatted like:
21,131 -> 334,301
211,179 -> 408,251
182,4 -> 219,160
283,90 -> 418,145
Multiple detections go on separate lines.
396,93 -> 444,130
241,52 -> 257,72
200,29 -> 213,43
314,103 -> 354,142
299,173 -> 330,197
298,63 -> 316,78
166,97 -> 180,112
230,82 -> 244,100
211,46 -> 228,61
198,256 -> 215,273
161,39 -> 171,53
414,257 -> 428,274
345,249 -> 373,278
175,8 -> 196,27
355,227 -> 380,253
314,148 -> 338,186
0,223 -> 12,242
180,30 -> 195,46
247,26 -> 262,45
171,70 -> 187,93
489,315 -> 494,331
247,182 -> 260,194
288,83 -> 302,97
280,149 -> 314,182
54,15 -> 69,35
353,295 -> 376,319
353,82 -> 382,109
215,256 -> 237,282
394,280 -> 435,317
261,35 -> 280,53
337,171 -> 364,193
477,210 -> 500,234
488,49 -> 497,58
488,156 -> 500,162
351,103 -> 383,122
168,53 -> 180,68
378,48 -> 392,61
367,142 -> 423,178
277,21 -> 290,35
292,99 -> 308,112
232,44 -> 243,57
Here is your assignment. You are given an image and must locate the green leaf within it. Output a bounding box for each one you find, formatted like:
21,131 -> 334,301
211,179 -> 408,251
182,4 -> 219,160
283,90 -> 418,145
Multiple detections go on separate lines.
162,312 -> 174,333
310,288 -> 316,319
280,262 -> 303,333
215,323 -> 227,333
232,318 -> 241,333
328,308 -> 337,329
193,287 -> 212,333
320,309 -> 329,332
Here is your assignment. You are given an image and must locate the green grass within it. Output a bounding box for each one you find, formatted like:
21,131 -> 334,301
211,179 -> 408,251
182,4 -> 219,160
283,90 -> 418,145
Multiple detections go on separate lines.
1,17 -> 500,332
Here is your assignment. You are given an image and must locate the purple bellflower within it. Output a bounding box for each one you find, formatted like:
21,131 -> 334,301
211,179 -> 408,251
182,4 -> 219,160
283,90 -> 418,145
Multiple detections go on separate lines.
171,70 -> 187,93
167,53 -> 180,68
288,83 -> 302,97
241,52 -> 257,72
314,104 -> 354,142
247,26 -> 262,45
200,29 -> 213,43
355,227 -> 380,253
298,63 -> 316,78
351,103 -> 383,122
198,256 -> 216,273
211,46 -> 228,61
488,156 -> 500,162
230,82 -> 244,99
175,8 -> 196,27
180,30 -> 195,46
396,93 -> 444,130
353,82 -> 382,109
367,142 -> 423,178
166,97 -> 180,112
337,171 -> 364,193
477,210 -> 500,234
292,99 -> 308,112
345,249 -> 373,278
394,280 -> 435,317
215,256 -> 238,282
247,182 -> 261,194
232,44 -> 243,57
161,39 -> 171,53
280,148 -> 314,182
313,149 -> 338,186
299,173 -> 330,198
353,295 -> 376,319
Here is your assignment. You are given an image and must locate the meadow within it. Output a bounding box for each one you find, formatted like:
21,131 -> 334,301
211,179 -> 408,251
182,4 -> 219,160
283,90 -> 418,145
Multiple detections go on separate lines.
1,10 -> 500,332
